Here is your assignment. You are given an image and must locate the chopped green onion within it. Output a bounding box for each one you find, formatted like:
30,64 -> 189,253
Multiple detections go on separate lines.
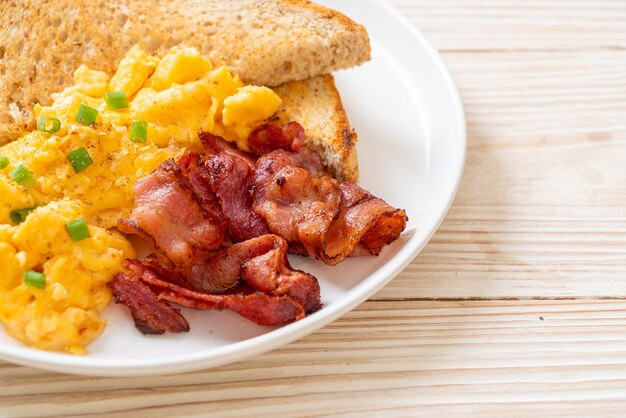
104,91 -> 129,110
9,209 -> 29,224
0,156 -> 8,169
130,120 -> 148,143
24,270 -> 46,289
10,204 -> 43,224
75,104 -> 99,126
37,117 -> 61,133
65,218 -> 90,241
10,206 -> 37,224
9,164 -> 35,189
67,147 -> 93,173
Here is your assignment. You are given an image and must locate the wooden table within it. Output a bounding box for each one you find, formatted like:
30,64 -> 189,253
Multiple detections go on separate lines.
2,1 -> 626,416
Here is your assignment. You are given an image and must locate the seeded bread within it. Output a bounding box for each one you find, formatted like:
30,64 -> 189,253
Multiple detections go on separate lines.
0,0 -> 367,180
273,74 -> 358,182
0,0 -> 369,141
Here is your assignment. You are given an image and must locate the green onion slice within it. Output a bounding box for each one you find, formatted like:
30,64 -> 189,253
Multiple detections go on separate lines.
67,147 -> 94,173
75,104 -> 99,126
37,117 -> 61,133
24,270 -> 46,289
10,205 -> 39,224
104,91 -> 129,110
9,164 -> 35,189
10,204 -> 44,224
65,218 -> 90,241
130,120 -> 148,143
0,156 -> 8,169
9,209 -> 29,224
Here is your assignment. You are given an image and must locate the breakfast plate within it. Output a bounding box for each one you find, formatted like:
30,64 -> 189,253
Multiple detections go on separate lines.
0,0 -> 465,376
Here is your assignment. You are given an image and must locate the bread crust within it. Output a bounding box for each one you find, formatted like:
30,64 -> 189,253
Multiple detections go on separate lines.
0,0 -> 363,180
273,74 -> 358,182
0,0 -> 370,143
279,0 -> 368,36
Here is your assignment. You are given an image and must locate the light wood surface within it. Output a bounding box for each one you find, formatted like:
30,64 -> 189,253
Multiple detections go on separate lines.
2,1 -> 626,416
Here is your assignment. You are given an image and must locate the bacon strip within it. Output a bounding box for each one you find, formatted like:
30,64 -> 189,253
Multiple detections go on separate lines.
118,159 -> 226,274
200,132 -> 270,242
327,182 -> 409,259
248,122 -> 306,155
123,259 -> 307,326
142,234 -> 321,313
113,231 -> 320,331
253,149 -> 408,265
176,150 -> 224,222
111,123 -> 405,336
109,273 -> 189,335
254,163 -> 342,256
159,291 -> 304,326
242,248 -> 321,314
234,234 -> 321,313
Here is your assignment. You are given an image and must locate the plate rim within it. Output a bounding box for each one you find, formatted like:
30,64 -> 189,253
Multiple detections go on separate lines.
0,0 -> 466,376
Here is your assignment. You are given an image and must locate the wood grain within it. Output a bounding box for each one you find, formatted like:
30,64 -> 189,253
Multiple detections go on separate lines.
3,300 -> 626,417
376,48 -> 626,299
390,0 -> 626,51
2,1 -> 625,416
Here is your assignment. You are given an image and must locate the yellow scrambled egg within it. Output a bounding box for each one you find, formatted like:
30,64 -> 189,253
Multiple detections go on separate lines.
0,45 -> 281,354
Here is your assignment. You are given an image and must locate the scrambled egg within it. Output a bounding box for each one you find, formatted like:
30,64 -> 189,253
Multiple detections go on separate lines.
0,200 -> 134,354
0,45 -> 281,354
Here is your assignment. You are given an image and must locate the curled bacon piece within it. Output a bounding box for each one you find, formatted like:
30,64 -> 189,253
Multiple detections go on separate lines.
254,147 -> 326,180
253,149 -> 408,265
118,159 -> 226,274
109,273 -> 189,335
111,232 -> 320,332
254,163 -> 342,257
176,150 -> 223,221
156,288 -> 305,326
122,258 -> 307,327
327,182 -> 410,258
200,132 -> 270,242
111,122 -> 406,336
146,234 -> 321,313
228,234 -> 320,313
248,122 -> 306,155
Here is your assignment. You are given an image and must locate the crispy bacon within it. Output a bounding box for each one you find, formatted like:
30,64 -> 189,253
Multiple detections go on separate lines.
254,163 -> 342,256
143,234 -> 321,313
158,290 -> 304,326
327,181 -> 408,258
142,253 -> 190,288
248,122 -> 306,155
200,131 -> 257,162
241,247 -> 321,314
233,234 -> 320,313
123,258 -> 307,326
111,122 -> 406,336
118,159 -> 226,274
176,150 -> 224,222
253,149 -> 408,265
113,231 -> 320,331
200,132 -> 270,242
109,273 -> 189,334
254,147 -> 326,182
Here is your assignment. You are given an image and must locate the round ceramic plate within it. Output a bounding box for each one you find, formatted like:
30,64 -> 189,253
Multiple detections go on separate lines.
0,0 -> 466,376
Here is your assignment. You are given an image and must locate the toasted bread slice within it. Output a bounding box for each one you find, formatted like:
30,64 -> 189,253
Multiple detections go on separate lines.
0,0 -> 370,144
273,74 -> 358,182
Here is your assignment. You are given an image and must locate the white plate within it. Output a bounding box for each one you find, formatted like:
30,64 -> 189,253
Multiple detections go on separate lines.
0,0 -> 465,376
